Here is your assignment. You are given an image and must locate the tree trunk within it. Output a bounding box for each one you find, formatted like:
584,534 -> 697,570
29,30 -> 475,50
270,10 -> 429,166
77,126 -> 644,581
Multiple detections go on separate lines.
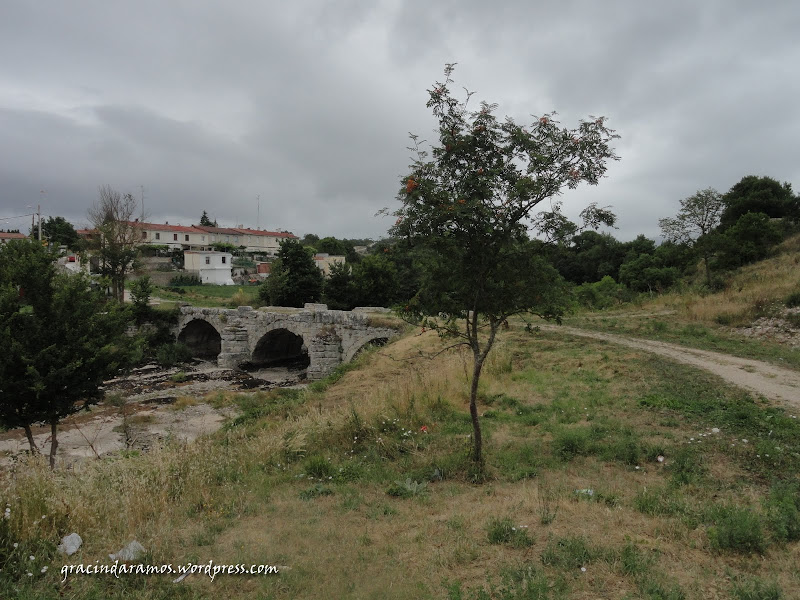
49,420 -> 59,470
469,356 -> 485,465
23,425 -> 39,454
703,252 -> 712,287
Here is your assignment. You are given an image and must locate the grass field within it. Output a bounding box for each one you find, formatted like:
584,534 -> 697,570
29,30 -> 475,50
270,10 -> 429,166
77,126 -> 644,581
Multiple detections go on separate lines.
3,324 -> 799,599
154,284 -> 261,308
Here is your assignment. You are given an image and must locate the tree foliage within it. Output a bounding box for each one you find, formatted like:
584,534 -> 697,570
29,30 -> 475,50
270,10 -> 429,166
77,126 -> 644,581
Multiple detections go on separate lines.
259,239 -> 323,307
390,65 -> 619,466
87,185 -> 141,302
39,216 -> 82,250
199,210 -> 217,227
720,175 -> 798,229
0,240 -> 130,467
659,188 -> 724,285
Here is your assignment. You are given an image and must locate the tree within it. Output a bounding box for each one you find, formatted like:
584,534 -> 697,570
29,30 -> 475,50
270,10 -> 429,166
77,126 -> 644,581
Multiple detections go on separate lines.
391,65 -> 619,468
39,216 -> 81,250
714,212 -> 783,270
0,240 -> 130,468
259,239 -> 323,307
199,210 -> 217,227
659,188 -> 724,286
88,185 -> 141,302
720,176 -> 797,229
323,261 -> 354,310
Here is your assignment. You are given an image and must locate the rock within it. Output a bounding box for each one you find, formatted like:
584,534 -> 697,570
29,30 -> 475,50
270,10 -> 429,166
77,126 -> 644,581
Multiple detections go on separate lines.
109,540 -> 146,562
57,533 -> 82,556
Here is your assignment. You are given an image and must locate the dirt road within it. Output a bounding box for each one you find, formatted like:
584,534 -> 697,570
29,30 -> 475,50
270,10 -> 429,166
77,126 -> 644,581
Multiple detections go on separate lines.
539,325 -> 800,409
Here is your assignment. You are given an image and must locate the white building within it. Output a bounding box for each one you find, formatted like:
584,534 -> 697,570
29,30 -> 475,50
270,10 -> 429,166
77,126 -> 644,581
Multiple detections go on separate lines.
184,251 -> 234,285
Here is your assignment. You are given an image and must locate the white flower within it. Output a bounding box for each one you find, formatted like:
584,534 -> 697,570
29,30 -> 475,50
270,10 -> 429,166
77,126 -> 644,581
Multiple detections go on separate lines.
12,543 -> 18,548
580,567 -> 586,572
29,555 -> 35,561
711,428 -> 720,433
657,456 -> 665,463
742,439 -> 748,443
27,572 -> 32,577
41,566 -> 48,573
635,466 -> 640,470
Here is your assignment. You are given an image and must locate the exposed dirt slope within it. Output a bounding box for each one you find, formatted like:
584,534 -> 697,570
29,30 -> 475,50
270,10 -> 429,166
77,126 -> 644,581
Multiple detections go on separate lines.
539,325 -> 800,409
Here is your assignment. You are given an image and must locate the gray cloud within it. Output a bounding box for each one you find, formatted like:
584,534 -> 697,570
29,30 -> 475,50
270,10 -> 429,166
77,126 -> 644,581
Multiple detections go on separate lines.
1,0 -> 798,241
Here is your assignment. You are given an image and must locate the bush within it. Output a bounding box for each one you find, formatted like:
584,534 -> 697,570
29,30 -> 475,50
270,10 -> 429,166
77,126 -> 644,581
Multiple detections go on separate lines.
708,506 -> 767,554
552,427 -> 592,461
785,291 -> 800,308
155,342 -> 193,367
169,274 -> 201,287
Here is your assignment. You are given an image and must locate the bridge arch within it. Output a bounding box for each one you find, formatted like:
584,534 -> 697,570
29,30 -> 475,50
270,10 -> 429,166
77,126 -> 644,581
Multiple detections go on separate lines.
177,318 -> 222,359
343,334 -> 390,363
249,322 -> 310,368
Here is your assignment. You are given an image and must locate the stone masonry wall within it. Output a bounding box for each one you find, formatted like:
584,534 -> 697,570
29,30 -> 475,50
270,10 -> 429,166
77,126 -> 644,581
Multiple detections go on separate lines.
175,304 -> 398,380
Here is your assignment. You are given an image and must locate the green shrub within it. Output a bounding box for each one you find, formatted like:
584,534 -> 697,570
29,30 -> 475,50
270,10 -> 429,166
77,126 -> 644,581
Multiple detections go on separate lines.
299,484 -> 334,500
785,291 -> 800,308
386,478 -> 428,499
155,342 -> 193,367
552,427 -> 592,461
169,274 -> 201,286
304,455 -> 336,480
764,482 -> 800,542
540,536 -> 596,569
708,506 -> 767,554
486,517 -> 533,548
731,576 -> 783,600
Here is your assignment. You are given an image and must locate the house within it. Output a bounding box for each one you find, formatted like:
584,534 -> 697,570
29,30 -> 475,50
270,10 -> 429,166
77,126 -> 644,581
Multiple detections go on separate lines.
133,221 -> 209,250
0,231 -> 28,244
183,250 -> 234,285
313,253 -> 346,277
194,226 -> 297,254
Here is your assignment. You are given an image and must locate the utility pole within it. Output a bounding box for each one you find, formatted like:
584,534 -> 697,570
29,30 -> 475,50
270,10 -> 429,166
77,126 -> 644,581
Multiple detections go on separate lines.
37,204 -> 41,242
140,185 -> 146,222
257,194 -> 260,230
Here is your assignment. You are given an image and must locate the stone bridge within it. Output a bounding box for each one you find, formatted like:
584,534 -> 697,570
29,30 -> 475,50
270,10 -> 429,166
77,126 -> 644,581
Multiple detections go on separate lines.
174,304 -> 400,380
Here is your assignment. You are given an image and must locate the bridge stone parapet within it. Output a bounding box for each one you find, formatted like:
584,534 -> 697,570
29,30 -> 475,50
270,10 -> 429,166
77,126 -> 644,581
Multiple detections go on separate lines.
174,304 -> 399,380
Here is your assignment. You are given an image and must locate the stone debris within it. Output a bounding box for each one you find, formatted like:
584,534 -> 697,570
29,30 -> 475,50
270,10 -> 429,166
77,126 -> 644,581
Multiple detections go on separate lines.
57,533 -> 82,555
109,540 -> 146,562
736,307 -> 800,347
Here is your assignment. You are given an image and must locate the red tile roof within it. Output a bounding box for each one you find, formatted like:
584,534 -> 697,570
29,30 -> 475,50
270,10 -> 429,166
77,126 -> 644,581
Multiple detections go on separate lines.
130,222 -> 205,234
0,231 -> 27,239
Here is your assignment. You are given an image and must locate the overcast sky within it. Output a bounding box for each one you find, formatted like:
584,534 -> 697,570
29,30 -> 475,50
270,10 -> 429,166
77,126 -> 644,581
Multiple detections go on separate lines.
1,1 -> 798,241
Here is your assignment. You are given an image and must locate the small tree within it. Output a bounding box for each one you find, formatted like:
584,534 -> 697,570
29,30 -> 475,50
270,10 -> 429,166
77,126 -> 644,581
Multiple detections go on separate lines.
259,239 -> 323,307
199,210 -> 217,227
39,216 -> 82,250
391,65 -> 619,467
88,185 -> 141,302
659,188 -> 724,286
0,240 -> 130,467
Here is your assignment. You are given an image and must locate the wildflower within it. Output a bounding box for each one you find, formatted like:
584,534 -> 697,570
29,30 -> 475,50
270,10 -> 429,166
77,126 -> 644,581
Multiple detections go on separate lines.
13,543 -> 18,548
27,572 -> 32,577
29,555 -> 35,561
711,428 -> 720,433
420,426 -> 428,433
657,456 -> 665,463
41,566 -> 48,573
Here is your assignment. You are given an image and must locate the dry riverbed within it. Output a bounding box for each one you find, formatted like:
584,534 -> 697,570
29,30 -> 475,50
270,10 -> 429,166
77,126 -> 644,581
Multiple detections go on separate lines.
0,361 -> 306,468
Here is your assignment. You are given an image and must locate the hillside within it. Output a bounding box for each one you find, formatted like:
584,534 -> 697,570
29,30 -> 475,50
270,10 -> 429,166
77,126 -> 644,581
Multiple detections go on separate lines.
3,316 -> 800,599
566,233 -> 800,370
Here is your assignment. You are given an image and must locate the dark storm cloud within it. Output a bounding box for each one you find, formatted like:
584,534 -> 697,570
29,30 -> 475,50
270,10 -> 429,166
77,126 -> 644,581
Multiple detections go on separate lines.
1,0 -> 799,240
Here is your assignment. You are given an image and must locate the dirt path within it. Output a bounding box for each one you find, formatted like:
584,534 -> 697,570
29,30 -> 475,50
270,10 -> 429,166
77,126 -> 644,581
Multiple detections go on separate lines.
539,325 -> 800,409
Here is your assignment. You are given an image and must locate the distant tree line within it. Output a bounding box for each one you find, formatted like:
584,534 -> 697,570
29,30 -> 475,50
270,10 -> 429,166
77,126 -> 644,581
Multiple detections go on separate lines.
263,174 -> 799,311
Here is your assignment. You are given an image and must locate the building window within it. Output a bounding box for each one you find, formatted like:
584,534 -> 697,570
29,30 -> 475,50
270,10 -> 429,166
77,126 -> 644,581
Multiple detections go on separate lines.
155,232 -> 160,240
221,256 -> 226,264
205,256 -> 210,265
201,236 -> 205,242
185,234 -> 189,242
141,231 -> 146,240
173,234 -> 178,241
